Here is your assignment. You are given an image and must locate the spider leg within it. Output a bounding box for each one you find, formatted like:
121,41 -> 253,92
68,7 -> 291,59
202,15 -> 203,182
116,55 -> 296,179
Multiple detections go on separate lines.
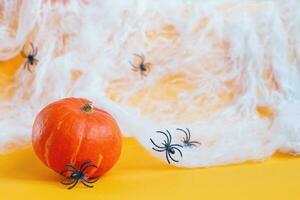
66,164 -> 78,171
161,140 -> 167,146
168,153 -> 179,163
28,64 -> 33,72
81,164 -> 98,173
23,62 -> 28,70
171,147 -> 183,157
34,58 -> 38,65
132,68 -> 139,71
79,160 -> 92,171
188,143 -> 197,147
150,138 -> 164,149
129,61 -> 139,68
33,46 -> 38,56
156,131 -> 170,145
170,144 -> 183,148
189,141 -> 201,146
177,128 -> 189,141
24,62 -> 32,72
60,169 -> 75,176
133,53 -> 144,63
186,128 -> 191,141
152,147 -> 165,152
61,178 -> 76,185
30,42 -> 34,55
80,180 -> 93,188
165,151 -> 171,164
82,177 -> 99,183
68,179 -> 79,190
166,130 -> 173,143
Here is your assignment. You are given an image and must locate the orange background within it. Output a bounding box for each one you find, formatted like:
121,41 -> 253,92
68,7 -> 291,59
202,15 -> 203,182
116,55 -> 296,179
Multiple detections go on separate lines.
0,56 -> 300,199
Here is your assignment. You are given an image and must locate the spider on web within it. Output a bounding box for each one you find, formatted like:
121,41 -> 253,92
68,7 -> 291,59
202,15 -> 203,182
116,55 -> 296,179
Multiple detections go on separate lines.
129,53 -> 152,78
20,42 -> 38,72
150,130 -> 183,164
177,128 -> 201,148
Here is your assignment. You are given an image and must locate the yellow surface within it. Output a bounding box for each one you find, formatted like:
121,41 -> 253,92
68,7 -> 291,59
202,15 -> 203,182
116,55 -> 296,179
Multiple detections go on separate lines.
1,56 -> 300,200
1,139 -> 300,200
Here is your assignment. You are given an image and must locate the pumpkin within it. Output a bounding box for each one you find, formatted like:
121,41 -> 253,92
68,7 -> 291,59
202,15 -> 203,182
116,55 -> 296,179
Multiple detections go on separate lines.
32,97 -> 122,177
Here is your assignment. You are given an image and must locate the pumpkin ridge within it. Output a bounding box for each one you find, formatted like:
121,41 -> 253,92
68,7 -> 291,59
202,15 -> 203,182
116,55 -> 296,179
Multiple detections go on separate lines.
34,104 -> 66,159
44,130 -> 55,167
44,112 -> 74,168
70,117 -> 86,165
89,117 -> 106,175
93,154 -> 103,176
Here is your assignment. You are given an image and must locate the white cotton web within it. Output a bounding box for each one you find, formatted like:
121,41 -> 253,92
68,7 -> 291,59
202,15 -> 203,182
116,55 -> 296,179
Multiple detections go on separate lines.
0,0 -> 300,168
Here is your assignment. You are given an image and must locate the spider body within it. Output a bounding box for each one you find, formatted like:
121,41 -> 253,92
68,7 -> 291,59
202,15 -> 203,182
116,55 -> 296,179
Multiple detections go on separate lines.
129,53 -> 152,77
177,128 -> 201,148
70,171 -> 84,179
150,130 -> 183,164
27,55 -> 36,65
168,148 -> 175,154
21,42 -> 38,72
60,160 -> 99,189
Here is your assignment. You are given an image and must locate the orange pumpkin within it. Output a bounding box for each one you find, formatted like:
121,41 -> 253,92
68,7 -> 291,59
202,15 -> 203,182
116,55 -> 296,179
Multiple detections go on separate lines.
32,97 -> 122,177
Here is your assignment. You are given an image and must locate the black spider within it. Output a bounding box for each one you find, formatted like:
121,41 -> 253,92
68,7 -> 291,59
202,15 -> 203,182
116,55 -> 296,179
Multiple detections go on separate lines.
129,53 -> 152,78
177,128 -> 201,148
150,130 -> 183,164
20,42 -> 38,72
60,160 -> 99,189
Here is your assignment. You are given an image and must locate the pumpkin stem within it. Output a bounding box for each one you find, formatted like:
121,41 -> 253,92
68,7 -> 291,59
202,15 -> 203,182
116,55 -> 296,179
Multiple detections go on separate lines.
81,102 -> 93,114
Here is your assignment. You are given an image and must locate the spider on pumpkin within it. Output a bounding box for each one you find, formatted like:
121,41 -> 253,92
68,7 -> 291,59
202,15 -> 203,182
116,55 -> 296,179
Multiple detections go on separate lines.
20,42 -> 38,72
129,53 -> 152,78
60,160 -> 100,189
150,130 -> 183,164
177,128 -> 201,148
